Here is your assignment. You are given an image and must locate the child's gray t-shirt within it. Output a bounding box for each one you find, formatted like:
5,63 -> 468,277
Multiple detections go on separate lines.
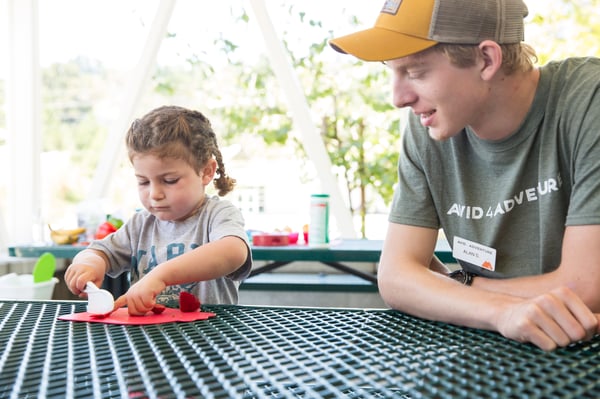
89,195 -> 252,305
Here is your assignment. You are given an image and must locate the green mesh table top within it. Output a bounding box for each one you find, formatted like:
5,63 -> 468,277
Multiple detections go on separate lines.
0,300 -> 598,398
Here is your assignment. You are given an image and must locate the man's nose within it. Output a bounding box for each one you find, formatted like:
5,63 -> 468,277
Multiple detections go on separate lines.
392,79 -> 417,109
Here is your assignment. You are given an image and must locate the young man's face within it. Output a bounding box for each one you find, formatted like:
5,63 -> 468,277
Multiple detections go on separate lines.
132,154 -> 208,222
386,49 -> 489,141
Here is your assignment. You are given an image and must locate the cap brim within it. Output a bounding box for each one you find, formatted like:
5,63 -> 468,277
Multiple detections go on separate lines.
329,27 -> 438,62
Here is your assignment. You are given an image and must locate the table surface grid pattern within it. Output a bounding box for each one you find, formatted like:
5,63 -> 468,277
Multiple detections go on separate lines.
0,300 -> 599,398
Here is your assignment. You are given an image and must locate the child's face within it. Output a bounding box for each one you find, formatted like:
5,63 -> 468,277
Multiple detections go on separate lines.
132,153 -> 213,221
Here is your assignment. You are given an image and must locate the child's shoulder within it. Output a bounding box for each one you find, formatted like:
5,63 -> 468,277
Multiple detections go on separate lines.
203,196 -> 243,218
205,195 -> 235,209
123,209 -> 155,228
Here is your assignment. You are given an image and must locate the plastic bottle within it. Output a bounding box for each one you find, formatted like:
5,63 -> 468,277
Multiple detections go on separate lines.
308,194 -> 329,247
77,199 -> 106,242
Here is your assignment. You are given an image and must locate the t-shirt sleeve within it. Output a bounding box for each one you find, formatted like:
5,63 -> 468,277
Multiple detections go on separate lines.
388,115 -> 441,229
563,63 -> 600,226
208,201 -> 252,281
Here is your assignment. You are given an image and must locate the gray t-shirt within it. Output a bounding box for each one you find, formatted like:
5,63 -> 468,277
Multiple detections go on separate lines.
390,57 -> 600,278
89,195 -> 252,305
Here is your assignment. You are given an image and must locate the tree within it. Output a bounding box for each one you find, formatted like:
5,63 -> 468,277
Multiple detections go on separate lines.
162,6 -> 402,238
527,0 -> 600,64
156,0 -> 600,237
5,0 -> 599,237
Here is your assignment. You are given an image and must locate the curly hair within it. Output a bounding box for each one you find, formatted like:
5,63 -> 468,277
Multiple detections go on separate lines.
125,105 -> 235,196
433,42 -> 537,75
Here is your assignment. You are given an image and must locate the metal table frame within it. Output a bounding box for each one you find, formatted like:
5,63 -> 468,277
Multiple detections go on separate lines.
1,300 -> 598,398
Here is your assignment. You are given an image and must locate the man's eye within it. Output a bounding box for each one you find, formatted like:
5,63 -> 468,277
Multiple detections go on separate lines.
407,71 -> 424,79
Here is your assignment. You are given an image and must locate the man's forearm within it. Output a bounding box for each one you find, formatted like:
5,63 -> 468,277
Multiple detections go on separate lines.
472,271 -> 562,299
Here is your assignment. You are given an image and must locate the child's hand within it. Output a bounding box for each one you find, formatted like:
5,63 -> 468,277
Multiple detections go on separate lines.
64,263 -> 104,297
114,275 -> 166,316
64,249 -> 108,297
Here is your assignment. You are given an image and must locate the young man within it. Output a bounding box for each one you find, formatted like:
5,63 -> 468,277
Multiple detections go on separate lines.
330,0 -> 600,350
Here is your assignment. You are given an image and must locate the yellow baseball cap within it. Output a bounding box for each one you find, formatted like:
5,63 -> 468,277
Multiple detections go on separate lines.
329,0 -> 529,61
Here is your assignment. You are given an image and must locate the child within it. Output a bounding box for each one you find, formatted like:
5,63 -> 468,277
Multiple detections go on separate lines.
65,105 -> 252,315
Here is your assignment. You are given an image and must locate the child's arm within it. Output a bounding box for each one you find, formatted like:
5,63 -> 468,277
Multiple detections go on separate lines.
152,236 -> 248,283
65,249 -> 110,297
115,236 -> 248,315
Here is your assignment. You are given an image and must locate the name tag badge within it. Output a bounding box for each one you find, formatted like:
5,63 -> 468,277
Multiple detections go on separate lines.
452,236 -> 496,271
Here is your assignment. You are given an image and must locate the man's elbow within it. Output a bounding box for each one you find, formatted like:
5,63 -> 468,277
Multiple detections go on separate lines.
377,263 -> 399,309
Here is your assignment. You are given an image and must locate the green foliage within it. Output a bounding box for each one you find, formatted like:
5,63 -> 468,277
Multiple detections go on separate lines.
527,0 -> 600,64
217,61 -> 293,146
41,58 -> 108,174
156,4 -> 402,237
4,0 -> 598,237
261,9 -> 401,237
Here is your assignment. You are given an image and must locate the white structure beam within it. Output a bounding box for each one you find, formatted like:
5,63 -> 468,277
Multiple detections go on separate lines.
247,0 -> 357,238
5,0 -> 42,245
88,0 -> 176,200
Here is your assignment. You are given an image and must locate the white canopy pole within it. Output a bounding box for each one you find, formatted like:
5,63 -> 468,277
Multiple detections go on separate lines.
88,0 -> 176,200
5,0 -> 42,244
247,0 -> 357,238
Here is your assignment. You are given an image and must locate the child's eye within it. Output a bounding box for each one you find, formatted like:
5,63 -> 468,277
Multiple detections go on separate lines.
165,178 -> 180,185
137,180 -> 149,186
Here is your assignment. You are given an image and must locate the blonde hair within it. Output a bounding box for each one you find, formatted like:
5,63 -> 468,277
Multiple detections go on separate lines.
126,105 -> 235,196
433,42 -> 537,75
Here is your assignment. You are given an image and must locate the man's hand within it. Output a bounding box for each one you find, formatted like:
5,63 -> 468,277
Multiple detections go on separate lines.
497,286 -> 600,351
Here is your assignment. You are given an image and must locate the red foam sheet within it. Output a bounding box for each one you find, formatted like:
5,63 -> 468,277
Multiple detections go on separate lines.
58,307 -> 215,325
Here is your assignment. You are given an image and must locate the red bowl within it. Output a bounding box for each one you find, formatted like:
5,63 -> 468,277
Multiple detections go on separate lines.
288,232 -> 299,244
252,233 -> 289,246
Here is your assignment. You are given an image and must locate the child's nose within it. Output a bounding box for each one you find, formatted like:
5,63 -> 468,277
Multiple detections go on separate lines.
149,184 -> 165,200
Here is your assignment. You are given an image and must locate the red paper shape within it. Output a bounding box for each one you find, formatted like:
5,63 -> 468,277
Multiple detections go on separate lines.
151,304 -> 166,314
58,307 -> 215,325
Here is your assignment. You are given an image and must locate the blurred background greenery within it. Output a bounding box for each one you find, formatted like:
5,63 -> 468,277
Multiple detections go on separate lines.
0,0 -> 599,243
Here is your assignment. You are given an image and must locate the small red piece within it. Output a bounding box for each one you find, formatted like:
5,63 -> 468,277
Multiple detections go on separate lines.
179,292 -> 200,312
95,222 -> 117,239
151,304 -> 166,314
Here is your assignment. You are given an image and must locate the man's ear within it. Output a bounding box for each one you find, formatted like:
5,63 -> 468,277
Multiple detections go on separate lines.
478,40 -> 503,81
201,158 -> 217,184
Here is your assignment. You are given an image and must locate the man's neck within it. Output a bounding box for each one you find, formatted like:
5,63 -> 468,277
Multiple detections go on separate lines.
473,67 -> 541,141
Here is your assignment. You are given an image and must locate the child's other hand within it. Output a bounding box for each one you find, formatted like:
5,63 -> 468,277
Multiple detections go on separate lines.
114,275 -> 166,316
64,263 -> 104,297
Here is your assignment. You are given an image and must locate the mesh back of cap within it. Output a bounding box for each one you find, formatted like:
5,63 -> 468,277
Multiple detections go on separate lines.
431,0 -> 526,44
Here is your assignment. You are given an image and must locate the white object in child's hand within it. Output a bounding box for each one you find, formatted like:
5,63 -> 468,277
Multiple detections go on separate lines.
85,281 -> 115,315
